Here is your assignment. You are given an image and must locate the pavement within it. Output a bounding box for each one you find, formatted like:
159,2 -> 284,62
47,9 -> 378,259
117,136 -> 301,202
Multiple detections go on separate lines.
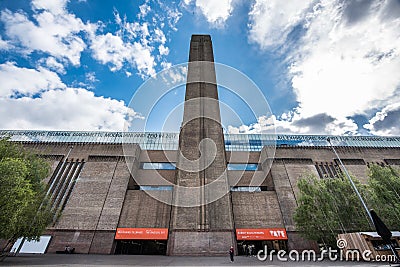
1,254 -> 399,267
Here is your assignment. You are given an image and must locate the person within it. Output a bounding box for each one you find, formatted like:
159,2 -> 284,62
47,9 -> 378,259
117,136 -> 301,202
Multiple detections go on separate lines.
248,244 -> 253,257
65,245 -> 75,254
229,246 -> 234,262
242,243 -> 247,256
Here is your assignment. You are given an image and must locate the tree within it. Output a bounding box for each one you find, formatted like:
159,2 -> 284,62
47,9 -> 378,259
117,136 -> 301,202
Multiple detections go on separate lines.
294,165 -> 400,248
294,173 -> 372,247
366,164 -> 400,230
0,138 -> 54,256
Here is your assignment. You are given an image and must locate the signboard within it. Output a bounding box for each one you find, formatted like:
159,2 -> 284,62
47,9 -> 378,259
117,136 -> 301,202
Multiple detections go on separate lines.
115,228 -> 168,240
236,228 -> 288,240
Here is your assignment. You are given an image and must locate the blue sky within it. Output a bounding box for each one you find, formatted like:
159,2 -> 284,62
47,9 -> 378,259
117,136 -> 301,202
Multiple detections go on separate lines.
0,0 -> 399,136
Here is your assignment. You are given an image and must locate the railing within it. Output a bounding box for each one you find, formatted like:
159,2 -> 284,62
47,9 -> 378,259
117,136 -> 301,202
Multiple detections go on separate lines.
2,130 -> 400,150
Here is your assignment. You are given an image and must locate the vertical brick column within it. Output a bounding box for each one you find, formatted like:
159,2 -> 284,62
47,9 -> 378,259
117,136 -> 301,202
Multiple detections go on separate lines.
168,35 -> 235,255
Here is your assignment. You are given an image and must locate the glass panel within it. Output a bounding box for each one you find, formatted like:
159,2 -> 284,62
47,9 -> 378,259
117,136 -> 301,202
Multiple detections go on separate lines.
2,131 -> 400,150
227,163 -> 258,171
139,186 -> 173,191
141,162 -> 176,170
230,186 -> 261,192
11,236 -> 52,254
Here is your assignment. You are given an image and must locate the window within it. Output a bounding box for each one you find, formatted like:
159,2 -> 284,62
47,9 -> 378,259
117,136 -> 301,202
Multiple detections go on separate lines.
315,162 -> 341,179
139,186 -> 173,191
249,139 -> 262,147
371,239 -> 399,251
230,186 -> 261,192
227,163 -> 259,171
140,162 -> 176,170
48,159 -> 85,222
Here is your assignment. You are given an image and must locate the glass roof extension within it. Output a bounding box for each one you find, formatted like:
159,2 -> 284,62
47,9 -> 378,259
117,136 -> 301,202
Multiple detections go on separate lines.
1,130 -> 400,151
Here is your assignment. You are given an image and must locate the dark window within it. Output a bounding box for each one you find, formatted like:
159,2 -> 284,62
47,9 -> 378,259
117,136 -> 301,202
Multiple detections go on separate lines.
315,162 -> 341,179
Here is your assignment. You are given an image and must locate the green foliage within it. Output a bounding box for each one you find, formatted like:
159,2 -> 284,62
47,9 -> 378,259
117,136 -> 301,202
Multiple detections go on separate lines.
366,165 -> 400,230
294,165 -> 400,247
0,138 -> 53,243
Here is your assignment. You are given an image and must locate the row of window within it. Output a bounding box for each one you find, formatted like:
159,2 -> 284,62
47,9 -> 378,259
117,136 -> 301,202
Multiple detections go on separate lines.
140,161 -> 393,180
140,162 -> 176,170
315,162 -> 341,179
140,162 -> 260,171
47,158 -> 84,223
131,185 -> 267,192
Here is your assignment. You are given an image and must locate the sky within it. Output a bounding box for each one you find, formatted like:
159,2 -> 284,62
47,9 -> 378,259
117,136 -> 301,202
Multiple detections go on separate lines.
0,0 -> 400,136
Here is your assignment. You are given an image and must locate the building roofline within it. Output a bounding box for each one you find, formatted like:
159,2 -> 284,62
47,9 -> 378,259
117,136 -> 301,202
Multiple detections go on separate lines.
2,130 -> 400,150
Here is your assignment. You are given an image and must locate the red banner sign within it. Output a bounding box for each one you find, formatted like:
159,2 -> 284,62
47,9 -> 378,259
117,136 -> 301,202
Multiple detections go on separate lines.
115,228 -> 168,240
236,228 -> 288,240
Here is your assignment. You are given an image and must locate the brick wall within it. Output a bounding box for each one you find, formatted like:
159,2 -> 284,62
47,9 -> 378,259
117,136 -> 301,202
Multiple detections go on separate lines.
232,191 -> 284,228
118,190 -> 172,228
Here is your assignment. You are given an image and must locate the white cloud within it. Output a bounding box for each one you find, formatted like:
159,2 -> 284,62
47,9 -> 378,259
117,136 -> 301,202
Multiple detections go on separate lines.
32,0 -> 68,15
0,62 -> 65,98
0,87 -> 140,131
85,72 -> 98,83
40,57 -> 66,74
228,115 -> 277,134
160,65 -> 187,85
289,0 -> 400,119
138,3 -> 151,19
247,0 -> 400,135
159,44 -> 169,56
162,2 -> 182,31
90,33 -> 130,71
0,0 -> 96,66
0,35 -> 12,50
90,32 -> 156,77
153,28 -> 166,44
364,103 -> 400,135
1,0 -> 178,81
0,62 -> 139,130
160,61 -> 172,70
248,0 -> 314,48
89,8 -> 177,78
324,117 -> 358,135
193,0 -> 234,26
228,113 -> 358,135
131,42 -> 156,77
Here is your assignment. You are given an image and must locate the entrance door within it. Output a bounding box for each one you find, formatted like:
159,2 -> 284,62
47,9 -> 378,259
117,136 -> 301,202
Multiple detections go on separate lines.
237,240 -> 288,256
115,240 -> 167,255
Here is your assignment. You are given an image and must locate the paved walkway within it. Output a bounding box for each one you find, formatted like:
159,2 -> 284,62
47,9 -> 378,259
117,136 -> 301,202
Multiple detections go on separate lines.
1,254 -> 398,267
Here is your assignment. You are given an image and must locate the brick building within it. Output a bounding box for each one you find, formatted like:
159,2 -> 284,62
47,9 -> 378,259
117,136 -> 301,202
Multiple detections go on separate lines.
3,35 -> 400,255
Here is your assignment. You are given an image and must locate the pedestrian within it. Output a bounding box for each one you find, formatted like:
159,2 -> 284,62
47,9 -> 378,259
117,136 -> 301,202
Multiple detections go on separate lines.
229,245 -> 234,262
248,244 -> 253,257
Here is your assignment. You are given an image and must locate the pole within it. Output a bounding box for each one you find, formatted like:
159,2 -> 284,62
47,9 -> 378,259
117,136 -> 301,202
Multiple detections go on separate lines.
326,138 -> 374,226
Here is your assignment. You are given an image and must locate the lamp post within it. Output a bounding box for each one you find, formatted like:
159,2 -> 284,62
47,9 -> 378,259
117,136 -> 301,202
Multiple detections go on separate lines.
326,137 -> 373,225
